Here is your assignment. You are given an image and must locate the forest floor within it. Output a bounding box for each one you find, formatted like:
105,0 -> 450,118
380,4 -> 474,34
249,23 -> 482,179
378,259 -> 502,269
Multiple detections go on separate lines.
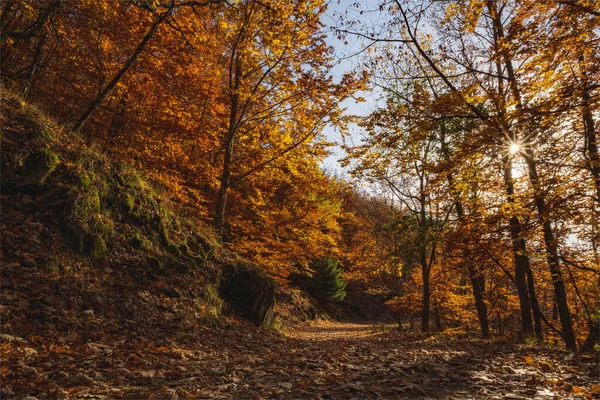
2,316 -> 599,399
0,193 -> 598,398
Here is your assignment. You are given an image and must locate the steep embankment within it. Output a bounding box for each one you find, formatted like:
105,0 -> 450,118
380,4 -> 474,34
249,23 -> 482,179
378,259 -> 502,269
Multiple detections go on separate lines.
0,88 -> 277,355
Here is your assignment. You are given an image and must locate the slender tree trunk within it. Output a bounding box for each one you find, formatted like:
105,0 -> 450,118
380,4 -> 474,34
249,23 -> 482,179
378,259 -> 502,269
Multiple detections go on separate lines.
421,247 -> 430,333
525,265 -> 544,340
579,54 -> 600,351
441,130 -> 490,337
523,154 -> 576,349
503,157 -> 535,336
396,262 -> 404,331
489,10 -> 534,337
418,170 -> 430,333
214,59 -> 242,237
581,319 -> 600,353
455,197 -> 490,337
499,31 -> 576,349
503,51 -> 576,348
21,32 -> 47,98
0,0 -> 61,44
73,4 -> 173,131
582,87 -> 600,203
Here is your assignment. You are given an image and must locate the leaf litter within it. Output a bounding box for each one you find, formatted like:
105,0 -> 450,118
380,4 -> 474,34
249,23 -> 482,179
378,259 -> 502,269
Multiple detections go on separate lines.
1,194 -> 598,399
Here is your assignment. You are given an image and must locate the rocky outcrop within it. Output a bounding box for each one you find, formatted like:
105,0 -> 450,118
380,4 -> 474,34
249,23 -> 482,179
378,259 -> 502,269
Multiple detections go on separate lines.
219,262 -> 275,328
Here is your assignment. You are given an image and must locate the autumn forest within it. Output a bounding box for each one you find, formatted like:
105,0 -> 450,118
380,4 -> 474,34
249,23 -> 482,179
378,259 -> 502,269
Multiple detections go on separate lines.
1,0 -> 599,398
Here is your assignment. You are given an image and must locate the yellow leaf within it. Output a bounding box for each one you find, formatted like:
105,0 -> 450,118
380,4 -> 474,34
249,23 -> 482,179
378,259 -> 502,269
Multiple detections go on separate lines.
177,389 -> 195,399
572,386 -> 586,394
523,356 -> 534,365
150,346 -> 169,353
537,361 -> 552,372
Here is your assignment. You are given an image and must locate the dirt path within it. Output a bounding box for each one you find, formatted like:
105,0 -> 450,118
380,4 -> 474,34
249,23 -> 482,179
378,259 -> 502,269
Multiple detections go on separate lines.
2,320 -> 598,399
277,321 -> 599,399
284,321 -> 383,341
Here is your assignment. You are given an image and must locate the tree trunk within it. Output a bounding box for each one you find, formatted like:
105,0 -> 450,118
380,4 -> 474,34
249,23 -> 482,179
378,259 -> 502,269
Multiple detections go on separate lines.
503,157 -> 535,336
525,264 -> 544,340
396,266 -> 404,331
524,154 -> 576,350
456,200 -> 490,337
1,0 -> 61,44
421,250 -> 430,333
441,129 -> 490,338
418,171 -> 430,333
21,31 -> 47,98
582,87 -> 600,203
214,59 -> 242,238
489,5 -> 534,337
581,319 -> 600,353
434,304 -> 442,332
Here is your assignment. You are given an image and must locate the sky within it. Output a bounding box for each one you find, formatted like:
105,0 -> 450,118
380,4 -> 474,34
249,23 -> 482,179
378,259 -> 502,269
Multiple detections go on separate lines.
318,0 -> 384,176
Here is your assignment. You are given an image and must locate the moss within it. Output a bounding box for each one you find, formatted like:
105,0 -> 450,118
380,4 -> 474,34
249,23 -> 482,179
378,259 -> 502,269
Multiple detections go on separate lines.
272,316 -> 283,331
40,149 -> 59,183
123,193 -> 135,213
198,284 -> 224,328
46,257 -> 61,275
66,166 -> 114,261
147,255 -> 165,274
88,236 -> 108,262
3,88 -> 223,272
192,247 -> 215,269
127,231 -> 144,250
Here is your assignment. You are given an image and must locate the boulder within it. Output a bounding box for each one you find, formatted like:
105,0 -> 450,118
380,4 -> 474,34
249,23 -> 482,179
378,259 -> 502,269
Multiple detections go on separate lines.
581,320 -> 599,353
219,262 -> 275,328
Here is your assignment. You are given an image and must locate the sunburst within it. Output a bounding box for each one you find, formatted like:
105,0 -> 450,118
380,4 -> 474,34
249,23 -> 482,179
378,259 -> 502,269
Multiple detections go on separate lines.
509,143 -> 520,156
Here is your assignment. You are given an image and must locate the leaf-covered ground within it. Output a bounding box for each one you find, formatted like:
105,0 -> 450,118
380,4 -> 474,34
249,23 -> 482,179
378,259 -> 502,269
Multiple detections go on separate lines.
1,195 -> 598,399
2,316 -> 598,399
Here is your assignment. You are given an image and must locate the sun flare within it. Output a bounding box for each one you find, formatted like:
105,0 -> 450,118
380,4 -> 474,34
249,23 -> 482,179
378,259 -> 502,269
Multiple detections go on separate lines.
509,143 -> 520,155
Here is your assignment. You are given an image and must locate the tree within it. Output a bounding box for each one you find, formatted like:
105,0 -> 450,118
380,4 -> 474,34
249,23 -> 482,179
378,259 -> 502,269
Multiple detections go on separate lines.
339,0 -> 598,348
310,257 -> 347,302
211,0 -> 363,238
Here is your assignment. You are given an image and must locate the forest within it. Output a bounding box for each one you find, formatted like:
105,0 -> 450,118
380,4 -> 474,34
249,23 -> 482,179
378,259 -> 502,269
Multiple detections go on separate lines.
0,0 -> 598,399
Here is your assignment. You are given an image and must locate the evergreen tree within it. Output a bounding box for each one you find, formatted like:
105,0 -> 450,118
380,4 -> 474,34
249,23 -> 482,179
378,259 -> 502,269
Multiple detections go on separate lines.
310,257 -> 347,302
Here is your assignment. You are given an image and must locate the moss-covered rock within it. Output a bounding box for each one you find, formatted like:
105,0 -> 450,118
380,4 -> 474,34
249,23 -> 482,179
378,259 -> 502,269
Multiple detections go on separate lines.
219,261 -> 275,328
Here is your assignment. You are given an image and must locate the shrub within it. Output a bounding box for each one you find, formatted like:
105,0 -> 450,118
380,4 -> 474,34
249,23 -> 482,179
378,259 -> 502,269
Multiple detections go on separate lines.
310,257 -> 347,302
